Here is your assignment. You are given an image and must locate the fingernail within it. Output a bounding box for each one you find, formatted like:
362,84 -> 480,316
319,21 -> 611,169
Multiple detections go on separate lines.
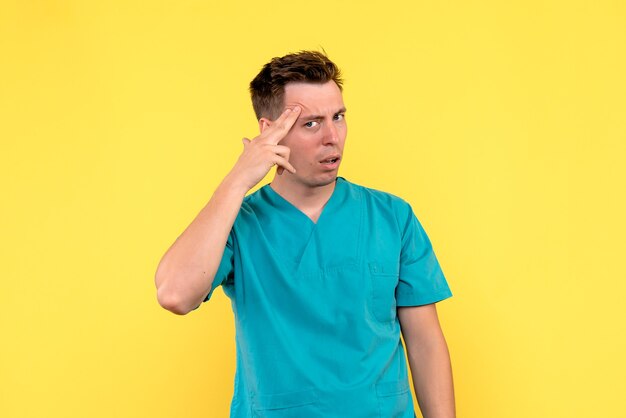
293,106 -> 301,112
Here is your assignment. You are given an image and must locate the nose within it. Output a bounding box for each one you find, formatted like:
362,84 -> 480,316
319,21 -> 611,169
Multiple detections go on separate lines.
322,121 -> 340,145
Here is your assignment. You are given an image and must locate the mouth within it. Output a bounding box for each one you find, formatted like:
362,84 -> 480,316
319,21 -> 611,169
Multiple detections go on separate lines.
319,155 -> 341,164
319,154 -> 341,170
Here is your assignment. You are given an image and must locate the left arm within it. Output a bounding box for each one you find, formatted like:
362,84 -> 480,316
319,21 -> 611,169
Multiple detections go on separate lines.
398,303 -> 455,418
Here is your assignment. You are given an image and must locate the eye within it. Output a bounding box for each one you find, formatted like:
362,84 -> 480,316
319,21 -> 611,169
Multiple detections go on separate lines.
304,121 -> 319,128
334,113 -> 345,121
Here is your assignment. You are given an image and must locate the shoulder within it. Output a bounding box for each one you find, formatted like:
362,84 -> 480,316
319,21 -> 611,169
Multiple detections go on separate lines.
341,177 -> 413,216
225,186 -> 270,236
240,187 -> 263,213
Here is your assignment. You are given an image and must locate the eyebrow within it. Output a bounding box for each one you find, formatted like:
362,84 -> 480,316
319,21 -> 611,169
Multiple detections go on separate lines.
300,107 -> 347,120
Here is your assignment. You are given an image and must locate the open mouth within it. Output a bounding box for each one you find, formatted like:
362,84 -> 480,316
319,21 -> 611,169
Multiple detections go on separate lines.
320,156 -> 340,164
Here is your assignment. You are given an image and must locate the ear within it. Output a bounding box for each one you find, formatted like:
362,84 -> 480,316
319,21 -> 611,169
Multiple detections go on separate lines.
258,117 -> 271,133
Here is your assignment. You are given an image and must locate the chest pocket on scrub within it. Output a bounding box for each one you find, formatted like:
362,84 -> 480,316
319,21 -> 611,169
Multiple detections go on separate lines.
368,261 -> 400,323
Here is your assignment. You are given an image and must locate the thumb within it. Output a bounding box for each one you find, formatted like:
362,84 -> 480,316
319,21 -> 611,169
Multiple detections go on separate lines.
241,137 -> 251,146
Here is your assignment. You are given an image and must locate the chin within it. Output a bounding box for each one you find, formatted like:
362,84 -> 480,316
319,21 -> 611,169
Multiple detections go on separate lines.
302,173 -> 338,188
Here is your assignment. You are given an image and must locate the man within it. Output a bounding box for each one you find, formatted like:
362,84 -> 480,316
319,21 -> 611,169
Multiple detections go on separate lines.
155,50 -> 455,418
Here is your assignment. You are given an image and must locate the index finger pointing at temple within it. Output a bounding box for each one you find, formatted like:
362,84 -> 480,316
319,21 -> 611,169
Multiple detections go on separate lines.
266,106 -> 301,145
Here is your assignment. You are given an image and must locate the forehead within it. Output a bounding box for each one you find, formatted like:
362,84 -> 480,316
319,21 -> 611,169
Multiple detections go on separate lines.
283,81 -> 344,115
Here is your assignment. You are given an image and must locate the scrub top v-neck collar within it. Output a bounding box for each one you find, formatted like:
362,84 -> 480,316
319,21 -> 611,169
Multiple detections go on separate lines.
255,177 -> 355,274
262,176 -> 347,226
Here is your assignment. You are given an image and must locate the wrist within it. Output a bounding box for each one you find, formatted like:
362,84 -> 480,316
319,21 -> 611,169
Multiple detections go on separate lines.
220,171 -> 251,198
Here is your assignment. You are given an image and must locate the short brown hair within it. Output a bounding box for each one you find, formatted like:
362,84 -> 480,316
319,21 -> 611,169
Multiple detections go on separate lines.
249,50 -> 343,120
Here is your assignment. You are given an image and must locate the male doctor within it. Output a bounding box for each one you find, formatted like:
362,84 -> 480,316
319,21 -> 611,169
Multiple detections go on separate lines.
155,50 -> 455,418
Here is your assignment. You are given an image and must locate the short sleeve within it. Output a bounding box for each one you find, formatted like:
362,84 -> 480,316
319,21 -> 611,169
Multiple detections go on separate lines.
201,231 -> 235,303
396,203 -> 453,306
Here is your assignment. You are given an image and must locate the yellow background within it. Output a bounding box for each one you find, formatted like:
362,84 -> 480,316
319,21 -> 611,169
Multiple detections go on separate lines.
1,1 -> 625,417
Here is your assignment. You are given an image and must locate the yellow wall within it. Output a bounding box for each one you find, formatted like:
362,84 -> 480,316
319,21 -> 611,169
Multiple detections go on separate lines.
1,1 -> 625,417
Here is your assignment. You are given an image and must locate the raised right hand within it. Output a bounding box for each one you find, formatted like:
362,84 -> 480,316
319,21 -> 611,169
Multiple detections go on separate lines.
228,106 -> 301,192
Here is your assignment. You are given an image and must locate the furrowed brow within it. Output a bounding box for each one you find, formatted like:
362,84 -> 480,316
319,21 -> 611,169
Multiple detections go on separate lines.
300,107 -> 347,120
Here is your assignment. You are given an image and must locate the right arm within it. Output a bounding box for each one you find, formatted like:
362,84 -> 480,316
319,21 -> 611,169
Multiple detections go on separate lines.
154,106 -> 301,315
154,174 -> 247,315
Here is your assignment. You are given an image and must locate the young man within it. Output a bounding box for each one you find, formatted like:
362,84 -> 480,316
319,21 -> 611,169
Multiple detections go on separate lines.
155,51 -> 455,418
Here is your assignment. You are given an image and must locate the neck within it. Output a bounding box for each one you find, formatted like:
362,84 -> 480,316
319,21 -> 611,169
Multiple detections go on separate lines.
269,174 -> 337,214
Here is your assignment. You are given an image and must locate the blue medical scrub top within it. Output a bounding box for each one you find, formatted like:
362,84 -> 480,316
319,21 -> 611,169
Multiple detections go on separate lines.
201,177 -> 452,418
